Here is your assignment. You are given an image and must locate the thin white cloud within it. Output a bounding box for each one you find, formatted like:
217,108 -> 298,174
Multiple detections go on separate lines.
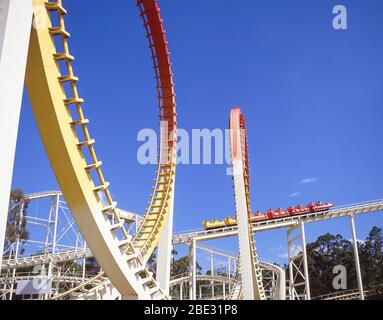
290,192 -> 300,197
301,177 -> 319,184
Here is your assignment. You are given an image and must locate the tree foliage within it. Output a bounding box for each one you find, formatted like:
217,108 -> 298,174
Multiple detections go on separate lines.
307,226 -> 383,298
5,189 -> 30,257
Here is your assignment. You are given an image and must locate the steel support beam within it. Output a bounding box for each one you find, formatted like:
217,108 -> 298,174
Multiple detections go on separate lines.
210,253 -> 214,298
300,222 -> 311,300
188,240 -> 196,300
0,0 -> 33,270
350,215 -> 364,300
287,222 -> 311,300
156,184 -> 175,295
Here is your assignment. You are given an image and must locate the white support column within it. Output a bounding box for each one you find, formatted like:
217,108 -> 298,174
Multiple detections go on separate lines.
210,253 -> 214,298
228,257 -> 231,292
9,200 -> 24,300
45,194 -> 59,299
232,160 -> 255,300
156,185 -> 175,295
0,0 -> 33,269
189,239 -> 196,300
51,194 -> 60,255
179,282 -> 183,301
275,264 -> 286,300
300,222 -> 311,300
350,215 -> 364,300
82,240 -> 87,280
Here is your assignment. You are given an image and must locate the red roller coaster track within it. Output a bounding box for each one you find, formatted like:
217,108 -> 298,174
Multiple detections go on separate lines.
138,0 -> 177,145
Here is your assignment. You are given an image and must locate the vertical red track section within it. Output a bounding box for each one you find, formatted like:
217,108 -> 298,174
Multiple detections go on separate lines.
230,107 -> 251,217
230,107 -> 265,300
137,0 -> 177,151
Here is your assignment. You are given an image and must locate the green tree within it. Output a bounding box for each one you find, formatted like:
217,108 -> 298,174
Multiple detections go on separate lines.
5,189 -> 30,257
307,233 -> 357,297
360,227 -> 383,289
85,257 -> 101,275
306,227 -> 383,298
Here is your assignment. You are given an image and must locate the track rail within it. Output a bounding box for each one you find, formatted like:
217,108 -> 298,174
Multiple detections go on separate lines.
25,0 -> 176,299
170,274 -> 236,287
0,273 -> 93,286
51,273 -> 120,301
313,284 -> 383,301
134,0 -> 177,261
173,200 -> 383,244
229,108 -> 265,300
1,249 -> 92,271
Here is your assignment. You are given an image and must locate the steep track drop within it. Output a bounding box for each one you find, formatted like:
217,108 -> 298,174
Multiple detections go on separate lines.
229,108 -> 265,300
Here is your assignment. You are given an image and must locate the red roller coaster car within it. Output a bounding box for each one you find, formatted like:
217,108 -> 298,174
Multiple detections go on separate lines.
267,201 -> 333,219
203,201 -> 334,230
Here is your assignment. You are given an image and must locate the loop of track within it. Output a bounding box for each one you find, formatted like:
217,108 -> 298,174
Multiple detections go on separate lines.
25,0 -> 176,299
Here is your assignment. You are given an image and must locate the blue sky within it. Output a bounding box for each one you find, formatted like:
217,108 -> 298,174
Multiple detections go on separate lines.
12,0 -> 383,267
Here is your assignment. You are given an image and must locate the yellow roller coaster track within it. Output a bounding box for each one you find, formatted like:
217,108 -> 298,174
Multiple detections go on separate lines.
25,0 -> 176,299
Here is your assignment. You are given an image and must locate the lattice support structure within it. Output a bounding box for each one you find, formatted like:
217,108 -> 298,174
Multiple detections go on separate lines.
287,222 -> 311,300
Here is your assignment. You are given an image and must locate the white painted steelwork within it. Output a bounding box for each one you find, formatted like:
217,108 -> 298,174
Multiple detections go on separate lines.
0,0 -> 33,270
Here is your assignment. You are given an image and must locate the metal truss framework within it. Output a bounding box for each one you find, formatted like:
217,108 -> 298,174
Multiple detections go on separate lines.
2,191 -> 380,300
287,222 -> 310,300
185,242 -> 284,301
1,191 -> 143,300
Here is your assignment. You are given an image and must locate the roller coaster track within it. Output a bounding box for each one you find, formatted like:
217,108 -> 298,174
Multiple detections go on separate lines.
170,274 -> 236,287
195,244 -> 285,300
226,263 -> 285,300
22,191 -> 144,223
173,200 -> 383,244
1,244 -> 285,300
0,271 -> 119,300
24,191 -> 63,200
51,273 -> 120,301
227,258 -> 242,301
0,273 -> 93,287
1,248 -> 92,271
313,284 -> 383,301
24,0 -> 176,299
229,108 -> 265,300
